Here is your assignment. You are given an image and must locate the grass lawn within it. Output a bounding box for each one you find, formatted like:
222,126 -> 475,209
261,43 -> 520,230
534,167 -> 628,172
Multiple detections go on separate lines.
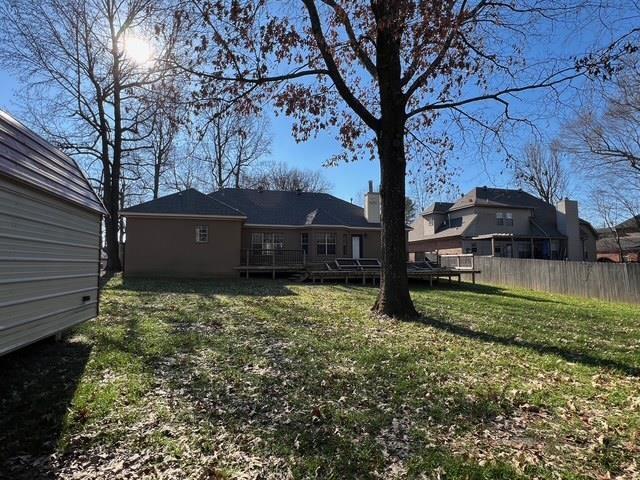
1,277 -> 639,479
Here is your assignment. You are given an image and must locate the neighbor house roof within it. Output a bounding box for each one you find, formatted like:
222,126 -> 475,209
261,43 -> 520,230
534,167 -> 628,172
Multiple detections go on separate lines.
579,218 -> 598,238
615,215 -> 640,232
449,187 -> 551,212
122,188 -> 246,217
427,214 -> 478,239
421,202 -> 454,215
597,233 -> 640,253
0,109 -> 106,215
209,188 -> 381,228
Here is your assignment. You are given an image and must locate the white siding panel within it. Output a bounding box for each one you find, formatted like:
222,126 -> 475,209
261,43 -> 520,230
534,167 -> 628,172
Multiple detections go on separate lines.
0,176 -> 101,355
0,261 -> 96,279
0,276 -> 98,304
0,303 -> 97,355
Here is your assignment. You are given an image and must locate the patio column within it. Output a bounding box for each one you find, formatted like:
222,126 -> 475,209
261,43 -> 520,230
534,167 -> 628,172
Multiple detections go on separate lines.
491,237 -> 495,257
530,238 -> 534,259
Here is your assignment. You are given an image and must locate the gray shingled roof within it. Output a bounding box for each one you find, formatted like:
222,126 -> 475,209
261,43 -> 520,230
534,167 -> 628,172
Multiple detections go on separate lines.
209,188 -> 380,227
597,234 -> 640,252
122,188 -> 379,227
0,110 -> 106,214
122,189 -> 245,217
616,215 -> 640,231
450,187 -> 551,211
422,201 -> 454,215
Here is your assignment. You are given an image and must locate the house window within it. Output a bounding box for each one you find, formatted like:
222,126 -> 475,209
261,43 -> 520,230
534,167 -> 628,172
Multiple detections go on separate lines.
251,232 -> 284,253
505,212 -> 514,226
316,232 -> 336,256
301,233 -> 309,255
195,225 -> 209,243
496,212 -> 513,226
464,243 -> 478,254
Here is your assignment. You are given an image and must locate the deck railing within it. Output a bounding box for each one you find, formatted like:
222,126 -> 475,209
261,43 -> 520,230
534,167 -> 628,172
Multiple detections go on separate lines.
241,249 -> 306,267
439,253 -> 476,270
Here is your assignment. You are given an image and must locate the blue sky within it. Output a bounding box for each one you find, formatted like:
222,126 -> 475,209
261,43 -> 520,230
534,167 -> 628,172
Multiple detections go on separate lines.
3,1 -> 638,228
0,67 -> 518,205
0,2 -> 627,227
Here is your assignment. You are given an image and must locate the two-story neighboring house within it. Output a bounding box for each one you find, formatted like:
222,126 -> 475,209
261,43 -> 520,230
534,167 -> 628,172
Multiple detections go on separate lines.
409,187 -> 598,261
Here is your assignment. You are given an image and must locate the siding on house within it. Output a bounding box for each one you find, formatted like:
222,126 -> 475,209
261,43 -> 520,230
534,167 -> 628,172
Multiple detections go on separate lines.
0,176 -> 101,355
124,216 -> 244,277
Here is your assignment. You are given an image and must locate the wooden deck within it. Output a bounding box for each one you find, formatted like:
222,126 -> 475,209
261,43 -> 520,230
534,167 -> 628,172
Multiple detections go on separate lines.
235,255 -> 480,285
307,266 -> 479,285
235,264 -> 306,279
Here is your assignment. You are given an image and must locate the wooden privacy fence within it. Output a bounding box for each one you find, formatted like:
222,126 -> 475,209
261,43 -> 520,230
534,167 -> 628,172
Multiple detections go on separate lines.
443,256 -> 640,304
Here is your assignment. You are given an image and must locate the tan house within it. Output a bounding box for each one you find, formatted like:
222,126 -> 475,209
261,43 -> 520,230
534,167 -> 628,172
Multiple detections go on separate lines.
122,186 -> 382,277
409,187 -> 597,261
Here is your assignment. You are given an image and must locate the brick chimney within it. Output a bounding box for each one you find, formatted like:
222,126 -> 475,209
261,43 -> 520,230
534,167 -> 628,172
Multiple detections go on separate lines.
556,198 -> 581,261
364,180 -> 381,223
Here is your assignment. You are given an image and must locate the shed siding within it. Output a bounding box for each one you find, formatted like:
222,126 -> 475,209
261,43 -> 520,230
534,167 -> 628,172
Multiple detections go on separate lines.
0,110 -> 105,213
0,177 -> 101,355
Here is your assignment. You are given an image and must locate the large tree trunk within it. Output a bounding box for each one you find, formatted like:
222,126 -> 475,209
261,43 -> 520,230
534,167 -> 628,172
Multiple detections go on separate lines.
103,170 -> 122,272
371,0 -> 418,319
373,126 -> 417,319
105,6 -> 123,272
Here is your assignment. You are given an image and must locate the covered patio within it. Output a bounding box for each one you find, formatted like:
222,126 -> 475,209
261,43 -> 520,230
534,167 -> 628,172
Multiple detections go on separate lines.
467,234 -> 566,260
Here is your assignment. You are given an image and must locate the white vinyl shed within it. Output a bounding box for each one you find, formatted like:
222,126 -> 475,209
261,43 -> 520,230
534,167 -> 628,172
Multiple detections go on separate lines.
0,110 -> 106,356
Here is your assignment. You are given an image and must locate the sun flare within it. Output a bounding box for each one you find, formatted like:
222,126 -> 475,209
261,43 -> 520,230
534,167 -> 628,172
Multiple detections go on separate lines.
123,35 -> 153,65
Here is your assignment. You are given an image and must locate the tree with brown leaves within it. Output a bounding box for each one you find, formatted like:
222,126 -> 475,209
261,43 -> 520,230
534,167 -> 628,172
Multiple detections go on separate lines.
176,1 -> 623,317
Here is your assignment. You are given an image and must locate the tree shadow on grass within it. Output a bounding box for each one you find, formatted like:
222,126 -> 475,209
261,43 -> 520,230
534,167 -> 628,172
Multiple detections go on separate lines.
127,293 -> 525,478
0,334 -> 92,479
115,277 -> 297,297
416,314 -> 640,377
411,281 -> 570,305
158,321 -> 525,478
